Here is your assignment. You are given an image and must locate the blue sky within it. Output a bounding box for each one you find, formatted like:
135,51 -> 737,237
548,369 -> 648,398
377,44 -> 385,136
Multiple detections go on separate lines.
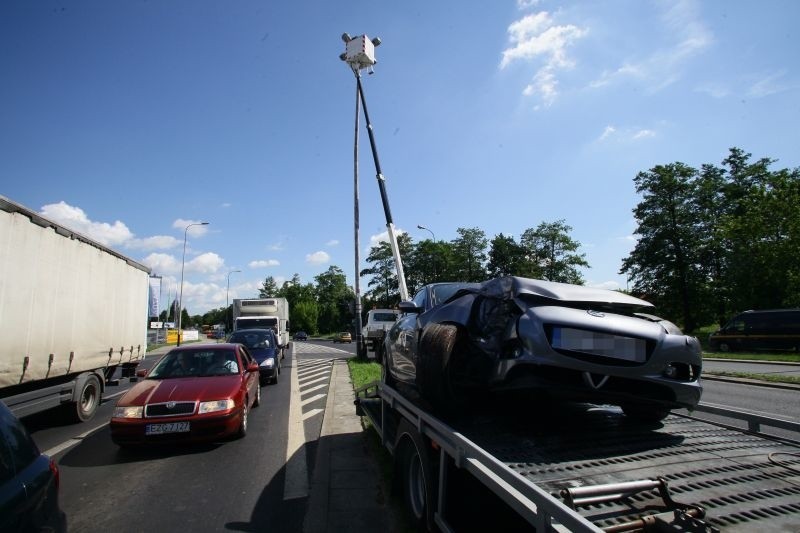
2,0 -> 798,316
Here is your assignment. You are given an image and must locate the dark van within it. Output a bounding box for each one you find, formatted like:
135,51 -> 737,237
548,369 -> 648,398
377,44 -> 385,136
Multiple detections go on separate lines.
708,309 -> 800,352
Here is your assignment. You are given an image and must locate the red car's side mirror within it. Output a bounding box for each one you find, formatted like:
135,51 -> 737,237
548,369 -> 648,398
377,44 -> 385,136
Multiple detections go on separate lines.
136,369 -> 148,378
247,362 -> 259,373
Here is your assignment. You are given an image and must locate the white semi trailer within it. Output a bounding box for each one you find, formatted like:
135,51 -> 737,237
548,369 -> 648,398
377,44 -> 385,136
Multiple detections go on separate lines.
0,196 -> 150,422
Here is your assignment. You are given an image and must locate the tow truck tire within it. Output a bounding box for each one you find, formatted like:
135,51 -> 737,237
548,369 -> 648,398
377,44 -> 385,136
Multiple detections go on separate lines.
71,374 -> 102,422
395,419 -> 437,532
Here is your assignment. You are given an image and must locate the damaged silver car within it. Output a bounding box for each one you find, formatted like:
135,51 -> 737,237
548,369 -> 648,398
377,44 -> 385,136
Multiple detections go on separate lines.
383,276 -> 703,422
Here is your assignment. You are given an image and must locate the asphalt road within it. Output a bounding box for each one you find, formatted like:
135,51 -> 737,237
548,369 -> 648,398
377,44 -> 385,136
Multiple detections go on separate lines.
22,339 -> 357,533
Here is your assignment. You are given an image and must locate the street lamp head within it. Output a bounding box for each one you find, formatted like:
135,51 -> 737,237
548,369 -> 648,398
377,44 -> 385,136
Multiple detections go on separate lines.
417,224 -> 427,230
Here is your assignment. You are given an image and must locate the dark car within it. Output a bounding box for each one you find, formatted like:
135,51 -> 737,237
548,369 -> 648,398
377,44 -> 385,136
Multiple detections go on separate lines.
383,277 -> 703,422
228,328 -> 281,384
708,309 -> 800,352
110,344 -> 261,446
293,331 -> 308,341
1,401 -> 66,532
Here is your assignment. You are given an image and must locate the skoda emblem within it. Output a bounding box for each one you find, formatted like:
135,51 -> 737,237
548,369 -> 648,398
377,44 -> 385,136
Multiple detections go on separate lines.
587,309 -> 605,318
166,401 -> 176,409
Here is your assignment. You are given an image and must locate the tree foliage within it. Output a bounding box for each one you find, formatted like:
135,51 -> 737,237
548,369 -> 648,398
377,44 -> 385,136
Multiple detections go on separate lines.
621,148 -> 800,331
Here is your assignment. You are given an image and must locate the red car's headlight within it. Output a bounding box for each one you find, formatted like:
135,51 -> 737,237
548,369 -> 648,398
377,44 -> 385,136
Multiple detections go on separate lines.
113,405 -> 144,418
198,399 -> 235,414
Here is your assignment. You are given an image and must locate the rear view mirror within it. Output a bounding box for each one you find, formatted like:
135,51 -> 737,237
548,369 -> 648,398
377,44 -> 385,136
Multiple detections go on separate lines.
398,301 -> 423,314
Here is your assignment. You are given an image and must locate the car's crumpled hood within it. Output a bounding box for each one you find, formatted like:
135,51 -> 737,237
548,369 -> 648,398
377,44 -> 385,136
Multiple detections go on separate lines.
119,375 -> 241,406
453,276 -> 653,310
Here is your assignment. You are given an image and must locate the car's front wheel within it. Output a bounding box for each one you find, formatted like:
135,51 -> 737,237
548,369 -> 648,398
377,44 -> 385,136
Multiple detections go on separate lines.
417,323 -> 468,413
237,404 -> 249,438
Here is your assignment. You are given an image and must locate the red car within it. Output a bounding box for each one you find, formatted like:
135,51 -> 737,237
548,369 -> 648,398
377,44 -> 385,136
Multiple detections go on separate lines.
110,344 -> 261,446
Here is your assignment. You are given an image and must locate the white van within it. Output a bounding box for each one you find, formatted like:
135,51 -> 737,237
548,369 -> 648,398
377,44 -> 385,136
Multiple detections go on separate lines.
362,309 -> 399,352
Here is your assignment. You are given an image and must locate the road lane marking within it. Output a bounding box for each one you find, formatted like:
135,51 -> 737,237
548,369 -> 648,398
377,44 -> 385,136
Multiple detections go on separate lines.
298,376 -> 329,387
284,350 -> 309,500
301,394 -> 326,407
301,383 -> 327,395
302,408 -> 324,420
44,422 -> 109,458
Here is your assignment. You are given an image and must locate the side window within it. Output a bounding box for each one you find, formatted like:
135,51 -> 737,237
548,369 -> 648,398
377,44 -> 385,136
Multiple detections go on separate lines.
412,289 -> 427,310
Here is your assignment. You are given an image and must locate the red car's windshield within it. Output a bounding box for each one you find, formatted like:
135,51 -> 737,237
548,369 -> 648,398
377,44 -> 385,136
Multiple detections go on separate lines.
149,350 -> 240,378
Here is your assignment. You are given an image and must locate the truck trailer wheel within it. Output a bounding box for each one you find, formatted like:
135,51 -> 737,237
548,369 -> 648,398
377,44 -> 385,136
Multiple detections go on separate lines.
395,419 -> 437,532
71,373 -> 102,422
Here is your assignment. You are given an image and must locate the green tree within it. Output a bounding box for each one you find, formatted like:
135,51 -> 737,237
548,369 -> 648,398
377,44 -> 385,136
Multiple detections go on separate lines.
451,227 -> 488,282
487,233 -> 528,278
360,233 -> 413,306
258,276 -> 279,298
277,273 -> 318,333
620,163 -> 703,331
520,220 -> 588,284
315,266 -> 355,333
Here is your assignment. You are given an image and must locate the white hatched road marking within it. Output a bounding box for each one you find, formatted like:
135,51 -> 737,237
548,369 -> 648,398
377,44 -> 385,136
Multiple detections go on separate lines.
283,348 -> 336,500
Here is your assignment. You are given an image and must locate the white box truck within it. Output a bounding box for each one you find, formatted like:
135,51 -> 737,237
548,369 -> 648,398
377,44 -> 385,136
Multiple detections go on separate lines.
0,196 -> 150,422
362,308 -> 399,353
232,297 -> 290,349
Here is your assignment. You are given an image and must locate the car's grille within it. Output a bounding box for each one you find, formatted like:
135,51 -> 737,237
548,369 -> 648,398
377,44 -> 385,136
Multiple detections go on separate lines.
145,401 -> 196,418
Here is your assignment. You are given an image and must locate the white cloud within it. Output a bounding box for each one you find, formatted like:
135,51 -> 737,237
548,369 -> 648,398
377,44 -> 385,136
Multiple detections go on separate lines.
141,253 -> 181,274
173,218 -> 210,237
517,0 -> 542,9
632,129 -> 656,140
127,235 -> 181,250
588,0 -> 712,92
747,69 -> 792,98
598,125 -> 616,141
500,11 -> 587,107
326,239 -> 340,247
368,228 -> 407,248
500,13 -> 587,70
249,259 -> 280,268
40,201 -> 133,246
186,252 -> 224,274
306,251 -> 330,265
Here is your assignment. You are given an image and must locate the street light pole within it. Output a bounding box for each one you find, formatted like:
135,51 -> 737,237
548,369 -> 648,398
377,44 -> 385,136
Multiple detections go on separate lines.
177,221 -> 209,346
226,269 -> 241,333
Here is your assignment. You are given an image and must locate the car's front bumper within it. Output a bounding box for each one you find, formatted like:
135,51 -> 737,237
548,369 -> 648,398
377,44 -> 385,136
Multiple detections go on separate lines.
109,409 -> 243,445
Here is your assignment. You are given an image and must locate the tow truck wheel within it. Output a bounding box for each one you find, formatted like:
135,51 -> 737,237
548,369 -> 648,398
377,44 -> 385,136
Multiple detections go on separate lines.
395,420 -> 437,532
72,374 -> 101,422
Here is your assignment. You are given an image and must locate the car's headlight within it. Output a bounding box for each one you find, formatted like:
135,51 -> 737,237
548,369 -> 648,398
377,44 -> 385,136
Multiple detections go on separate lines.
113,405 -> 143,418
198,399 -> 235,414
260,357 -> 275,369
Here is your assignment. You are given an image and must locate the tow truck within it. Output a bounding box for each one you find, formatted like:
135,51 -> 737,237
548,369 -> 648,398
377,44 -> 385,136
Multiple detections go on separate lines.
340,34 -> 800,532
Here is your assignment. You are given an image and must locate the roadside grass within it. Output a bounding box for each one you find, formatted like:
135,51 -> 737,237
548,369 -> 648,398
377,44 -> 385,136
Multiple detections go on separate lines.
347,358 -> 416,533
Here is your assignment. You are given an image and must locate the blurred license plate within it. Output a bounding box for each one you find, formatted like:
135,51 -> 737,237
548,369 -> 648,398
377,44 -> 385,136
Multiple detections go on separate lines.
551,327 -> 646,362
146,421 -> 190,435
